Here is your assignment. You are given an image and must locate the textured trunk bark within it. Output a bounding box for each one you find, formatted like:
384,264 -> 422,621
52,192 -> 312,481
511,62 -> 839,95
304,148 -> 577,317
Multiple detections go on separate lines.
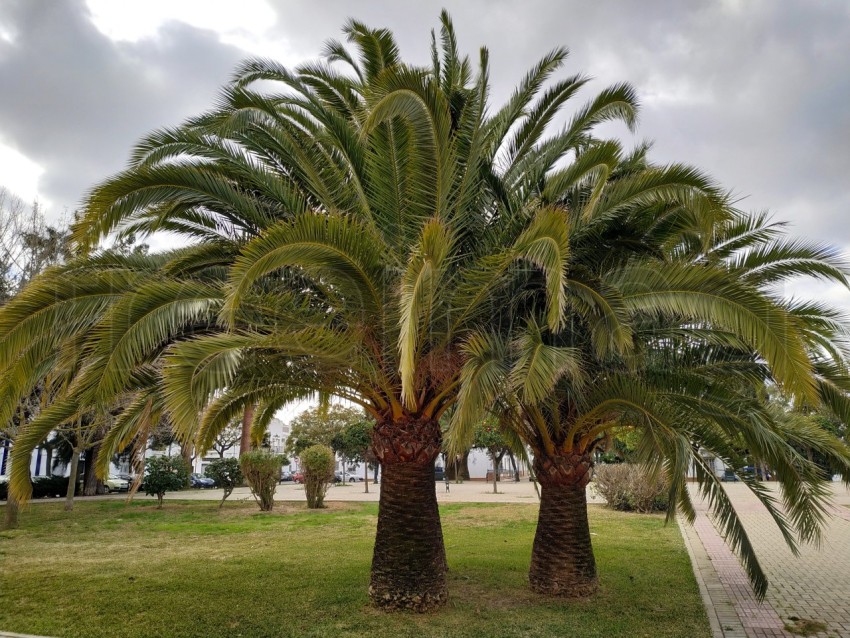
369,418 -> 447,612
64,449 -> 81,512
240,404 -> 255,456
83,443 -> 103,496
528,452 -> 598,597
181,444 -> 192,473
3,496 -> 19,529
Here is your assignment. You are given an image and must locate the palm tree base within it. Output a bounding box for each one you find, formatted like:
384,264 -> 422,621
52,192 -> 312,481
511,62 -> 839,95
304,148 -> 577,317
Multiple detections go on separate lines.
369,459 -> 447,612
528,452 -> 598,597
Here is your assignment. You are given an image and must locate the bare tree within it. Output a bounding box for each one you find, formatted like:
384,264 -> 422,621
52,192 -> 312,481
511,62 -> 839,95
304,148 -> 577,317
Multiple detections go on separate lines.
211,423 -> 242,459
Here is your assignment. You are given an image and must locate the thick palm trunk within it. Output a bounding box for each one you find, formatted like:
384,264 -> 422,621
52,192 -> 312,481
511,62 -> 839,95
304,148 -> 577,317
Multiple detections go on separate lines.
3,496 -> 19,529
240,404 -> 255,456
64,448 -> 81,512
369,418 -> 447,612
181,444 -> 192,474
83,443 -> 104,496
529,451 -> 598,597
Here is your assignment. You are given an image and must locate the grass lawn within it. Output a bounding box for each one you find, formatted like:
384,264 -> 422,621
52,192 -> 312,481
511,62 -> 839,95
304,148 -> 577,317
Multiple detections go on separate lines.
0,500 -> 709,638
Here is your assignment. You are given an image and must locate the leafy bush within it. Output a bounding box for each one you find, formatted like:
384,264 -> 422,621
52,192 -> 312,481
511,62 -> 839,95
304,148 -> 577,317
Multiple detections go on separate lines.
592,463 -> 670,513
240,451 -> 286,511
301,444 -> 335,509
142,456 -> 190,508
204,458 -> 243,507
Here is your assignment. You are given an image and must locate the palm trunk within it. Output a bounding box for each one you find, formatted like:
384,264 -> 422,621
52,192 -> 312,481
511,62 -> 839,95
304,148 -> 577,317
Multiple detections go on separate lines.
3,496 -> 19,529
369,418 -> 447,611
181,444 -> 192,474
528,452 -> 598,597
64,448 -> 81,512
83,443 -> 103,496
508,451 -> 520,481
240,404 -> 255,456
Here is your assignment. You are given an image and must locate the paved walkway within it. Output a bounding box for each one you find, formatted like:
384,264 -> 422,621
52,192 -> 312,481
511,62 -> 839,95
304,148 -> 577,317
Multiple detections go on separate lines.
5,478 -> 605,505
681,483 -> 850,638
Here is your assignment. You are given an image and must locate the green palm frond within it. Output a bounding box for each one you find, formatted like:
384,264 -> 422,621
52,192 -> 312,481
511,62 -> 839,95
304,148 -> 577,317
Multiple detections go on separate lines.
510,320 -> 583,404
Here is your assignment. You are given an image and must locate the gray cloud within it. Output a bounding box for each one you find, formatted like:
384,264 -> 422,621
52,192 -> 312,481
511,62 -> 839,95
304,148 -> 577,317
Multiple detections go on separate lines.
0,0 -> 244,213
0,0 -> 848,260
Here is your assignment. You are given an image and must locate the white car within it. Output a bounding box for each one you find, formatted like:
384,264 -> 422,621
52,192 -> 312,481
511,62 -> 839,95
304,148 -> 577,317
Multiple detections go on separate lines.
104,476 -> 129,493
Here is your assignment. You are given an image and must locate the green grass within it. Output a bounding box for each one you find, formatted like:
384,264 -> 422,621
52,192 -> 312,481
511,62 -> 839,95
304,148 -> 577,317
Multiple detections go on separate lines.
0,500 -> 710,638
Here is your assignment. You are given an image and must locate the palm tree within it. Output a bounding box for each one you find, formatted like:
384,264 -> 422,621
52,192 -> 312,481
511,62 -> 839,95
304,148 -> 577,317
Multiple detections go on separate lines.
450,194 -> 850,597
0,13 -> 801,610
2,14 -> 641,608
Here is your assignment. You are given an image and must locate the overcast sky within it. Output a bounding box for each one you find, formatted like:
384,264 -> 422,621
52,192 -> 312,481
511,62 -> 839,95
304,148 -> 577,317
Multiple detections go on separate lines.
1,0 -> 849,306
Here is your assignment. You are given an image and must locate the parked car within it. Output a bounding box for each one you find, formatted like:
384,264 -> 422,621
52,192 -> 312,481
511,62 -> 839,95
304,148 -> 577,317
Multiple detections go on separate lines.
279,471 -> 294,483
293,472 -> 305,484
434,466 -> 445,481
720,468 -> 739,482
104,476 -> 130,493
116,472 -> 136,484
189,473 -> 216,489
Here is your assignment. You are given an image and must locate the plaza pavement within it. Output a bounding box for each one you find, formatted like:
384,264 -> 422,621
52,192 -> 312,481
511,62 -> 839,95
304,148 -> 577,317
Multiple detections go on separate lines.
5,479 -> 850,638
681,482 -> 850,638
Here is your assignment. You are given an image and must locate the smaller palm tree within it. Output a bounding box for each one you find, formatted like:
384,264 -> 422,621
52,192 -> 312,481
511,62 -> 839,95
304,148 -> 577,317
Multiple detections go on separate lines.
449,197 -> 850,598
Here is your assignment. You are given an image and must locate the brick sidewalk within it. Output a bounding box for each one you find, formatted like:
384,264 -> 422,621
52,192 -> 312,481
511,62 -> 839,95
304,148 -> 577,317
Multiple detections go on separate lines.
683,484 -> 850,638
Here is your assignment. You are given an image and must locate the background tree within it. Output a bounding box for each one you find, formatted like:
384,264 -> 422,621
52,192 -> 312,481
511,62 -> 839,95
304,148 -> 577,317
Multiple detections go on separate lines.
331,418 -> 374,491
204,457 -> 243,507
210,423 -> 242,459
284,406 -> 362,459
472,420 -> 517,494
301,444 -> 335,509
142,455 -> 190,509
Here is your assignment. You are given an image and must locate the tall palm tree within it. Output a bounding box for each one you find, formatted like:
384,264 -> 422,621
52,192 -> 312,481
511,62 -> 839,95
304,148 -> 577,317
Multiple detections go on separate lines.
1,13 -> 802,610
450,192 -> 850,598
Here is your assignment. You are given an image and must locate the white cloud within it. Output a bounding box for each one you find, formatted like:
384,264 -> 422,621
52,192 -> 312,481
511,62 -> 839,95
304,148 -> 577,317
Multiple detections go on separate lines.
85,0 -> 277,43
0,142 -> 49,207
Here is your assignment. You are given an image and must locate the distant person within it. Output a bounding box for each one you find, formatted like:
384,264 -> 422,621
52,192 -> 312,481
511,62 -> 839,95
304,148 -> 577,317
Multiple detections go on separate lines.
444,475 -> 450,493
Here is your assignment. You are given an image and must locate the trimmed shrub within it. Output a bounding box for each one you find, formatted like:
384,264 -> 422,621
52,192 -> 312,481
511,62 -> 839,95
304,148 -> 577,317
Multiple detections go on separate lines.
142,456 -> 190,508
301,444 -> 335,509
204,458 -> 243,507
240,451 -> 286,511
592,463 -> 670,513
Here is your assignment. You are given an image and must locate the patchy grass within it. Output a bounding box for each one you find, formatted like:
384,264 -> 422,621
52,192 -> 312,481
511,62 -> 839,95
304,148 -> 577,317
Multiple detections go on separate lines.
0,500 -> 709,638
784,617 -> 829,636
